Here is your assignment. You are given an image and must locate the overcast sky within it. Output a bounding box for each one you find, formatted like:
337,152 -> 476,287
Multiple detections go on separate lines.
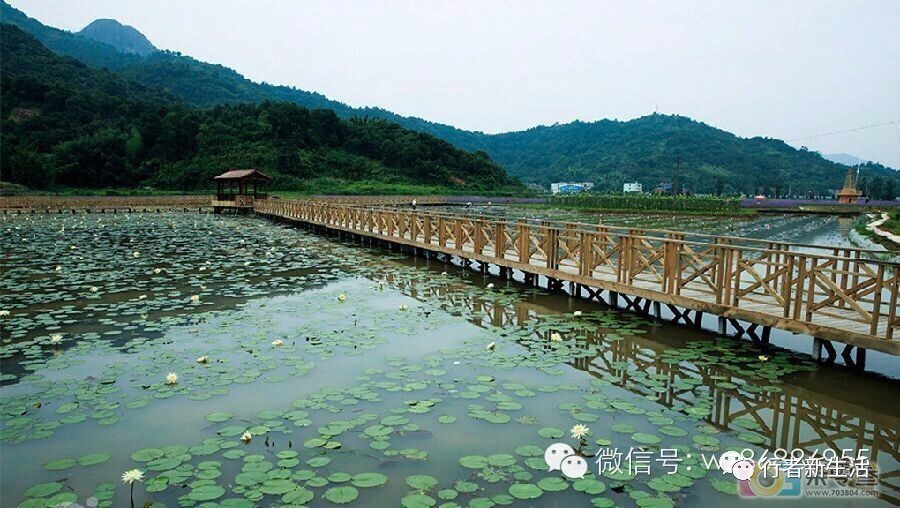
10,0 -> 900,168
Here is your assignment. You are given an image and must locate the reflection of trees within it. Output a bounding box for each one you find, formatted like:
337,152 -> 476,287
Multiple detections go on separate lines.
381,268 -> 900,503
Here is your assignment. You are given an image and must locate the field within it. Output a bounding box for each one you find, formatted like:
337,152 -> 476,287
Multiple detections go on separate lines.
547,194 -> 747,215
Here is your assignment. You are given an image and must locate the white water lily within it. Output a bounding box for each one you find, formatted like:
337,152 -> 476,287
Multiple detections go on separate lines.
337,294 -> 346,302
550,332 -> 562,342
241,431 -> 252,442
398,305 -> 408,311
571,424 -> 590,440
197,356 -> 208,364
272,339 -> 283,347
190,295 -> 200,303
441,271 -> 447,275
132,251 -> 140,258
49,333 -> 63,345
121,469 -> 145,484
153,268 -> 162,274
89,286 -> 99,292
199,266 -> 207,271
166,372 -> 178,385
758,355 -> 769,362
138,295 -> 147,300
486,283 -> 494,289
486,341 -> 496,351
573,311 -> 582,317
0,310 -> 9,316
55,265 -> 62,271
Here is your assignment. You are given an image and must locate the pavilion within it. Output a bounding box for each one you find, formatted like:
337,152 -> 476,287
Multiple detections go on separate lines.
212,169 -> 271,213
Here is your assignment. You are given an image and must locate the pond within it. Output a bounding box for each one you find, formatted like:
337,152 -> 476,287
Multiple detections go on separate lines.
429,204 -> 864,249
1,213 -> 897,507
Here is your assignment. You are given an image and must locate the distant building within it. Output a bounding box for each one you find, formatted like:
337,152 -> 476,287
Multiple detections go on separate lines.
526,183 -> 546,193
623,182 -> 642,193
653,182 -> 673,194
550,182 -> 594,194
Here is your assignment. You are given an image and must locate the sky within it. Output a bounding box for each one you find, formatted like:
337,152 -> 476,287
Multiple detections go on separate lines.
9,0 -> 900,168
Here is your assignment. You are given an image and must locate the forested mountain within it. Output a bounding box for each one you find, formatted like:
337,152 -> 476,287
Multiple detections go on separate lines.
78,19 -> 157,56
2,1 -> 897,196
0,24 -> 517,193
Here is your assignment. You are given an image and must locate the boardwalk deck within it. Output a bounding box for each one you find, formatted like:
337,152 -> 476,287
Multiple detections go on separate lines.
255,200 -> 900,357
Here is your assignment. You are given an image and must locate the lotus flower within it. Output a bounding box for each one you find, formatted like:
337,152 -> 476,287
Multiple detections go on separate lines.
0,310 -> 9,317
55,265 -> 62,271
121,469 -> 144,484
197,356 -> 208,364
573,311 -> 582,317
89,286 -> 99,292
486,283 -> 494,289
190,295 -> 200,303
241,431 -> 252,443
758,355 -> 768,362
398,305 -> 408,311
486,341 -> 496,351
550,332 -> 562,342
49,333 -> 63,345
272,339 -> 283,347
153,268 -> 162,274
571,424 -> 590,440
132,251 -> 140,258
337,294 -> 346,302
166,372 -> 178,385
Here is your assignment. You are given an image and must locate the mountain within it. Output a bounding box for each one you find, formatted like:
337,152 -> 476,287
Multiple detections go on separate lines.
0,24 -> 519,193
823,153 -> 866,167
2,1 -> 897,196
78,19 -> 157,56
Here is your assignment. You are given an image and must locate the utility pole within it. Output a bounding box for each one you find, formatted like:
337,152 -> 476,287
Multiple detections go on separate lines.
672,156 -> 681,203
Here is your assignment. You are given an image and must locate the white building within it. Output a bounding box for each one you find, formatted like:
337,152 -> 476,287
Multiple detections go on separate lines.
623,182 -> 643,193
550,182 -> 594,194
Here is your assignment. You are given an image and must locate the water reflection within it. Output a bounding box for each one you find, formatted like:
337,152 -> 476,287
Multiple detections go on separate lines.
377,256 -> 900,504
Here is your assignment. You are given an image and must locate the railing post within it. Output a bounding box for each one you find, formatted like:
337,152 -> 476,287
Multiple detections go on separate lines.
870,264 -> 885,336
474,220 -> 485,255
518,222 -> 530,264
494,222 -> 506,261
545,226 -> 559,269
579,232 -> 594,277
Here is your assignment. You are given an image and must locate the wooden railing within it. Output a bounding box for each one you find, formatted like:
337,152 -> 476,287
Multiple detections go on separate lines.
256,200 -> 900,353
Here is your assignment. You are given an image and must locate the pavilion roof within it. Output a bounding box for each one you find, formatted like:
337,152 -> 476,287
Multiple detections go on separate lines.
213,169 -> 271,181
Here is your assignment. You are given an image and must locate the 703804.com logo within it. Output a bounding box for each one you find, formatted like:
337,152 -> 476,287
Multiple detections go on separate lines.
737,462 -> 803,498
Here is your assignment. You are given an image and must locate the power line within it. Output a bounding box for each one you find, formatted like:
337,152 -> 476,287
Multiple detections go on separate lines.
787,120 -> 900,142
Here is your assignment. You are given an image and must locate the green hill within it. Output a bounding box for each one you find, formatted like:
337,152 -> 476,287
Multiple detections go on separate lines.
0,24 -> 518,194
78,19 -> 157,56
2,1 -> 897,196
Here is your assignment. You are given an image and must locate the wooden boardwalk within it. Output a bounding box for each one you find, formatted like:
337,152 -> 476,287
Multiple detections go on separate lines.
256,200 -> 900,359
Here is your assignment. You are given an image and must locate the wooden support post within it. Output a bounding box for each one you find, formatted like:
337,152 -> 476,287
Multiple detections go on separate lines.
812,337 -> 824,361
652,301 -> 662,318
609,292 -> 619,307
718,316 -> 727,335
